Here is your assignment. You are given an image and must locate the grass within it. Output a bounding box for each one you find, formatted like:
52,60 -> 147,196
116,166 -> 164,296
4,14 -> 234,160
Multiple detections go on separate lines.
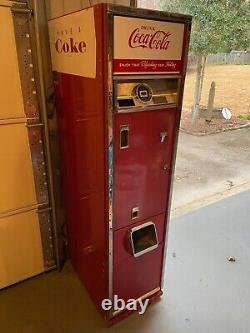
238,114 -> 250,120
183,65 -> 250,116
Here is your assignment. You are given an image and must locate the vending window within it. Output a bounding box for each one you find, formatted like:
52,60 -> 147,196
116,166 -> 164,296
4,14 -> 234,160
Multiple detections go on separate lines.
130,222 -> 158,257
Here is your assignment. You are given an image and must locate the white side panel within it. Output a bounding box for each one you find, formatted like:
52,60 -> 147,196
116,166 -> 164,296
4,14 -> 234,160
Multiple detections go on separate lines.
49,7 -> 96,78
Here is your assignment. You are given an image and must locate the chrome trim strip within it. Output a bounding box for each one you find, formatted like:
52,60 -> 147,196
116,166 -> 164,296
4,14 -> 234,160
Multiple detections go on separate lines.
107,10 -> 114,320
26,122 -> 44,127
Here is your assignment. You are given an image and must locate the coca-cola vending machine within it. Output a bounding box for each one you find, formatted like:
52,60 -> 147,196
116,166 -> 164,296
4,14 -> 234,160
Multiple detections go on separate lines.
49,4 -> 191,324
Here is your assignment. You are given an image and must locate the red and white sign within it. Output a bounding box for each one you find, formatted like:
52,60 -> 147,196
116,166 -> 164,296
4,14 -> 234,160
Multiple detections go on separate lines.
113,16 -> 185,74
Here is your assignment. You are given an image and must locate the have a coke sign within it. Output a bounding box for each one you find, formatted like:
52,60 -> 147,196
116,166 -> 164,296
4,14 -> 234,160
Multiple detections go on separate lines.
113,16 -> 185,74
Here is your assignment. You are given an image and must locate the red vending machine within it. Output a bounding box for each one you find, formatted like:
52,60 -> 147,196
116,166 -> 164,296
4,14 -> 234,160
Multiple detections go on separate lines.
49,4 -> 191,323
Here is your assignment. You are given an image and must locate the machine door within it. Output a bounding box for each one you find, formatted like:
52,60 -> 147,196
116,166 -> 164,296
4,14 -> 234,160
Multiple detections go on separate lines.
113,108 -> 176,230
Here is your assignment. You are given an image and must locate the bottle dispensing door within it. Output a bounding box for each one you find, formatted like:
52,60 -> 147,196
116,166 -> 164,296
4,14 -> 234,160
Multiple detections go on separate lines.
113,76 -> 180,302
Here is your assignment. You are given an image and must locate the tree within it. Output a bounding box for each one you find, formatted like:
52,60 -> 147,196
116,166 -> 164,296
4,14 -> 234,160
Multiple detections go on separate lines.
160,0 -> 250,124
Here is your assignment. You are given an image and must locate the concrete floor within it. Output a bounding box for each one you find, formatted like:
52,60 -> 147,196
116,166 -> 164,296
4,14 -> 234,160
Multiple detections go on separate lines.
1,190 -> 249,333
172,128 -> 250,216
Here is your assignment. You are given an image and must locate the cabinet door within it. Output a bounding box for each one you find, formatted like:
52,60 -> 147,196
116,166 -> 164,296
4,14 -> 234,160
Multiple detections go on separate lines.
113,108 -> 176,230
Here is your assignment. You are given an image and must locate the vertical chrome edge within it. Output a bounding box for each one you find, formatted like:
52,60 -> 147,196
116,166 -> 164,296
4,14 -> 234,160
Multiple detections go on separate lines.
28,0 -> 60,269
160,21 -> 192,288
106,9 -> 114,320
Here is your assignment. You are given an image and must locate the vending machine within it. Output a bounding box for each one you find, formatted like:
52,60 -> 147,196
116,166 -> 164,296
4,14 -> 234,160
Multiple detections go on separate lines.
49,4 -> 191,323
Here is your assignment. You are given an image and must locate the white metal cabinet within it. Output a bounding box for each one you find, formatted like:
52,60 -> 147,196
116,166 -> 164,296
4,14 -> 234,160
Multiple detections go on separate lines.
0,1 -> 57,288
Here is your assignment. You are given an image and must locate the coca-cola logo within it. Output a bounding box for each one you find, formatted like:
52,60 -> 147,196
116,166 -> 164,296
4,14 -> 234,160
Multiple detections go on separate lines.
128,27 -> 171,50
55,37 -> 86,54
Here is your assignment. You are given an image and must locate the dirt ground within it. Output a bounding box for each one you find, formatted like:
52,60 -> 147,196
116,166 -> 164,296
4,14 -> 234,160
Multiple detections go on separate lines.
183,65 -> 250,116
180,111 -> 249,135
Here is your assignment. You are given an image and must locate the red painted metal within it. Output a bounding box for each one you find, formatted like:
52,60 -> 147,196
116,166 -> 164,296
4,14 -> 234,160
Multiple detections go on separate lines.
53,5 -> 108,313
51,3 -> 191,324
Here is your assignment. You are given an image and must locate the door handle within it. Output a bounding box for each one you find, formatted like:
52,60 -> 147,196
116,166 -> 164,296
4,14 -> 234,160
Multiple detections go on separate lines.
160,131 -> 168,143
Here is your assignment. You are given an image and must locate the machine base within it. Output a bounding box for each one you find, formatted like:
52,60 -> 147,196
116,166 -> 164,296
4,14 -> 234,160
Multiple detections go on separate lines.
106,289 -> 163,326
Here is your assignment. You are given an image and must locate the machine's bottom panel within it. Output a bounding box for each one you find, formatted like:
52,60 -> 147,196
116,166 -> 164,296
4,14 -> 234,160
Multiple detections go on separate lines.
0,210 -> 44,288
113,244 -> 163,302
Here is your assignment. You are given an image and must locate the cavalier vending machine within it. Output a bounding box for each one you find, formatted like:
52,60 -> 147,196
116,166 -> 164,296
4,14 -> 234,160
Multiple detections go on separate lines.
49,4 -> 191,323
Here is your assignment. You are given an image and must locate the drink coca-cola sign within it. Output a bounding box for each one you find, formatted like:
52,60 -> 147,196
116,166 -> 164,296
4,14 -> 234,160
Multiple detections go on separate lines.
114,16 -> 185,74
128,28 -> 171,50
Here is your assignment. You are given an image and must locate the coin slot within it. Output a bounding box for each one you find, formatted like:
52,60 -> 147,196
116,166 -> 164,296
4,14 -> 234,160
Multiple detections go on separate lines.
118,98 -> 135,108
120,126 -> 129,149
131,207 -> 139,219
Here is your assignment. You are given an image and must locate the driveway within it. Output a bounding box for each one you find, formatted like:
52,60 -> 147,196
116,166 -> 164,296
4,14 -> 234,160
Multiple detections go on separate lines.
171,127 -> 250,216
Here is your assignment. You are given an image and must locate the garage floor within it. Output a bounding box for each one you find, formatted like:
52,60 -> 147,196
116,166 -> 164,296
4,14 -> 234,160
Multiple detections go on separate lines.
0,190 -> 249,333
